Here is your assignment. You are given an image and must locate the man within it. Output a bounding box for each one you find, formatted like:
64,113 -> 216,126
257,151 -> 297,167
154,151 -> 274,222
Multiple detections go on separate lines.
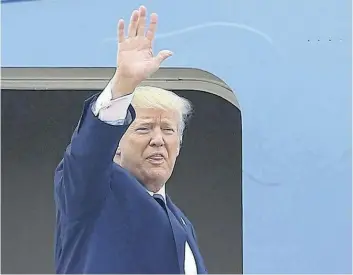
54,5 -> 207,274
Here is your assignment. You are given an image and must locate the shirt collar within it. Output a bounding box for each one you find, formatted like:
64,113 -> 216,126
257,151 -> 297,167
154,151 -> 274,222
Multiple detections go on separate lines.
147,184 -> 166,201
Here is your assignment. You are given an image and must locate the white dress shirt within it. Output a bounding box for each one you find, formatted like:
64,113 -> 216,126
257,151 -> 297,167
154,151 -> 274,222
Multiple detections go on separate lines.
92,82 -> 198,274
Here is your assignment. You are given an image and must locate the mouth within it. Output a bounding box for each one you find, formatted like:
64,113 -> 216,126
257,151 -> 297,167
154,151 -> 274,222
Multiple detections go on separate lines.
147,153 -> 165,164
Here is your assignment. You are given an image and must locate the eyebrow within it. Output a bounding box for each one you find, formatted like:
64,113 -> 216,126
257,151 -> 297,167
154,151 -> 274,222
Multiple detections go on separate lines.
134,120 -> 177,128
136,118 -> 175,124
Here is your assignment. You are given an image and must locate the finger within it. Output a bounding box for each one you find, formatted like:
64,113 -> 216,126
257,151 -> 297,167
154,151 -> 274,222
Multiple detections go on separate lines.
154,50 -> 173,65
146,13 -> 158,41
137,5 -> 147,36
128,9 -> 139,37
117,19 -> 125,43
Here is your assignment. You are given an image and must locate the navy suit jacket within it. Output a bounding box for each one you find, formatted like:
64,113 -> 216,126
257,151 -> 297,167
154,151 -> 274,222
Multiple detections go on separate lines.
54,95 -> 207,274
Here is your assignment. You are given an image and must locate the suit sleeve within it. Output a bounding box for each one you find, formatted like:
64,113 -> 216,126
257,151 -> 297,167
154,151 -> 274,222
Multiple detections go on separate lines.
54,93 -> 135,220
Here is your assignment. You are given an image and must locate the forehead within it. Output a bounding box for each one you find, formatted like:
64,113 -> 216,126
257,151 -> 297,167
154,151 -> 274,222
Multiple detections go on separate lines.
134,108 -> 179,124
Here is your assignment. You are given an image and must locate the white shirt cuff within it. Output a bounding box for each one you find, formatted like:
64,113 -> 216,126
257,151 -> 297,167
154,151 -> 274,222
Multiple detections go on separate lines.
92,81 -> 134,125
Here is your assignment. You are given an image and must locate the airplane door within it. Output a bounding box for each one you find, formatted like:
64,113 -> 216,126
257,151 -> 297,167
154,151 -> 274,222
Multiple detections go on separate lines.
1,67 -> 242,274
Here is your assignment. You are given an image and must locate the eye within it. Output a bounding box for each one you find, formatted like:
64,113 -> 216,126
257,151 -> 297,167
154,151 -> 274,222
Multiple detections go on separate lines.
136,127 -> 149,133
163,128 -> 175,133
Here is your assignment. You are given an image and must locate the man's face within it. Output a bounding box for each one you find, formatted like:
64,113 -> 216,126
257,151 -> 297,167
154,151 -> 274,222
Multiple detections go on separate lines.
116,107 -> 181,191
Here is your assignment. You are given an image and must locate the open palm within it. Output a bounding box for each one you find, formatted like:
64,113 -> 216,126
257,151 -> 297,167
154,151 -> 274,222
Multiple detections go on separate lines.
116,6 -> 172,83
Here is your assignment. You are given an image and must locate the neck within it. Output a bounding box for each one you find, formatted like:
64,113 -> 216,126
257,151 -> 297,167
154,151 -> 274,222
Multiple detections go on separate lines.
143,182 -> 164,193
113,157 -> 165,193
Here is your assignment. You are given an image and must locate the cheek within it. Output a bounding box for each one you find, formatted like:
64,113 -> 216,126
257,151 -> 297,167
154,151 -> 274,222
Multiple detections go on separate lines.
126,136 -> 149,155
167,140 -> 180,158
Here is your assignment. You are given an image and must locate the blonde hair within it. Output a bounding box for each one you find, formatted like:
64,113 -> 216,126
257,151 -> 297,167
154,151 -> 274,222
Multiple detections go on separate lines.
132,86 -> 193,140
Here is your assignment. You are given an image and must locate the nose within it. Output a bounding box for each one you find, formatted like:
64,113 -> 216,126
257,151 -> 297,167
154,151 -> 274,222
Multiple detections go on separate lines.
149,128 -> 165,147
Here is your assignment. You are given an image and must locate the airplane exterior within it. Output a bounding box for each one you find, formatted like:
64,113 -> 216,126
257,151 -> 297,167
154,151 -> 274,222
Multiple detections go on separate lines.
2,0 -> 352,273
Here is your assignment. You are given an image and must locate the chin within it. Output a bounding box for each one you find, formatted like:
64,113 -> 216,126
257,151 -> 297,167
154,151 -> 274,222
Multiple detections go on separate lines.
144,169 -> 171,185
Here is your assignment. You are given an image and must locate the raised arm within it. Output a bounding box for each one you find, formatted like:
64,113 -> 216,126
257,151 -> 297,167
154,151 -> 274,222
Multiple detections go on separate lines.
54,6 -> 173,220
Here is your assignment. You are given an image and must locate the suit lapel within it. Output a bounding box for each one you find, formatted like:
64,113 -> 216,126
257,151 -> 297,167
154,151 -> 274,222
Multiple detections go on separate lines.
165,197 -> 186,273
166,196 -> 206,274
184,229 -> 207,273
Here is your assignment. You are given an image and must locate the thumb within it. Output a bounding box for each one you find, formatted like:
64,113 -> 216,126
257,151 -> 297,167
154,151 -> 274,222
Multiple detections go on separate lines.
154,50 -> 173,65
